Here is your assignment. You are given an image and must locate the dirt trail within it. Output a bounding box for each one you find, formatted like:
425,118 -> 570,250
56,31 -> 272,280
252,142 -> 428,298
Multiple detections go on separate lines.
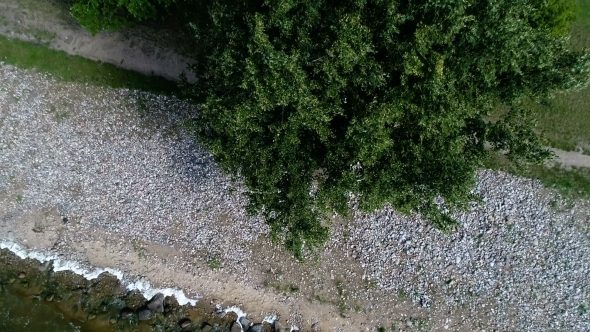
549,148 -> 590,168
0,0 -> 195,82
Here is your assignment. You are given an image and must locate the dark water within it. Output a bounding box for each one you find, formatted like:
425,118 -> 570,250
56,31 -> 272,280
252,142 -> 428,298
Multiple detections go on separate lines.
0,286 -> 81,331
0,249 -> 238,332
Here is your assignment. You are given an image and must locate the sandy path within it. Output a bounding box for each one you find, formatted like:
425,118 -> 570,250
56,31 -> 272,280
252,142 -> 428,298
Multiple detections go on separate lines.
0,0 -> 195,82
549,148 -> 590,168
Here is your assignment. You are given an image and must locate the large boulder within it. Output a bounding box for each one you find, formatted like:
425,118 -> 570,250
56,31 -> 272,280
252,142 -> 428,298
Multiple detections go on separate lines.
146,293 -> 165,313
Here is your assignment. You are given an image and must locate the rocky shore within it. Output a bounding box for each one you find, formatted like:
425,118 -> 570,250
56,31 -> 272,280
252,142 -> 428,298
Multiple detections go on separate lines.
0,248 -> 283,332
1,62 -> 590,331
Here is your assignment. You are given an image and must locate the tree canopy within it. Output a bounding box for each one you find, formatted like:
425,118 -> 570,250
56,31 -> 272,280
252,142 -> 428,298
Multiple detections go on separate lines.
70,0 -> 179,34
71,0 -> 590,259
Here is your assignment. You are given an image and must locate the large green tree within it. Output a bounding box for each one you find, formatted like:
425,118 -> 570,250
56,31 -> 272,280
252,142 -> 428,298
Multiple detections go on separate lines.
70,0 -> 590,258
184,0 -> 588,258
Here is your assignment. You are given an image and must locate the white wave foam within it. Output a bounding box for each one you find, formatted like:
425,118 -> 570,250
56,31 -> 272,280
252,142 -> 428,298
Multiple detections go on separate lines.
125,278 -> 199,306
0,240 -> 194,305
0,240 -> 282,327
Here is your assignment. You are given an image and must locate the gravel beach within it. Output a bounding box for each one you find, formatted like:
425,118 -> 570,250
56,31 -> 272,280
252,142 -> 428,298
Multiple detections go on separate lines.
1,63 -> 589,331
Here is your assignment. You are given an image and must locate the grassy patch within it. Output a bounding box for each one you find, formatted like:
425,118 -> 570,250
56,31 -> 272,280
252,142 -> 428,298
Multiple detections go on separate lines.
529,1 -> 590,153
576,0 -> 590,27
131,240 -> 147,259
365,278 -> 378,290
206,257 -> 221,270
532,91 -> 590,154
486,5 -> 590,199
0,35 -> 179,95
262,280 -> 300,294
526,164 -> 590,199
484,152 -> 590,200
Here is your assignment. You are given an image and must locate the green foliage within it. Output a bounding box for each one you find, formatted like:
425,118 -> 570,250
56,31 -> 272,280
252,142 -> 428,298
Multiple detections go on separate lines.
183,0 -> 590,258
529,0 -> 578,37
206,256 -> 221,270
70,0 -> 178,34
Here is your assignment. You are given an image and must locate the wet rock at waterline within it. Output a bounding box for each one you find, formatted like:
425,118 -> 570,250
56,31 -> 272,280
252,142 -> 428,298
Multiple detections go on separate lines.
120,307 -> 134,319
179,318 -> 192,328
0,249 -> 278,332
274,321 -> 288,332
138,308 -> 153,321
231,322 -> 242,332
249,323 -> 263,332
147,292 -> 165,313
239,316 -> 251,330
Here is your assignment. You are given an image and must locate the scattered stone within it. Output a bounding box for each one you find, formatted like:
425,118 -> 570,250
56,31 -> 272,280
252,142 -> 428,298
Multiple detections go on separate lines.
311,322 -> 319,332
45,293 -> 54,302
38,261 -> 52,271
8,278 -> 15,284
231,322 -> 242,332
88,314 -> 96,320
120,307 -> 134,319
239,317 -> 251,330
274,321 -> 287,332
18,272 -> 26,279
201,323 -> 213,332
146,293 -> 165,313
138,308 -> 153,321
406,320 -> 413,327
109,318 -> 117,325
179,318 -> 192,329
71,287 -> 85,295
249,323 -> 263,332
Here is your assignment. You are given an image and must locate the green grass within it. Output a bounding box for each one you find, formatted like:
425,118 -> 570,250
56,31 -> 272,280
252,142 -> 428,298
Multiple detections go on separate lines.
576,0 -> 590,27
531,92 -> 590,153
482,2 -> 590,201
206,257 -> 221,270
526,165 -> 590,199
531,1 -> 590,154
0,35 -> 179,95
484,152 -> 590,200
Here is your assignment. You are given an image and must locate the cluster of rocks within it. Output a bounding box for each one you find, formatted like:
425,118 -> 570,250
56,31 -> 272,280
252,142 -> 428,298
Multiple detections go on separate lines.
233,316 -> 289,332
115,293 -> 196,328
336,171 -> 590,330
